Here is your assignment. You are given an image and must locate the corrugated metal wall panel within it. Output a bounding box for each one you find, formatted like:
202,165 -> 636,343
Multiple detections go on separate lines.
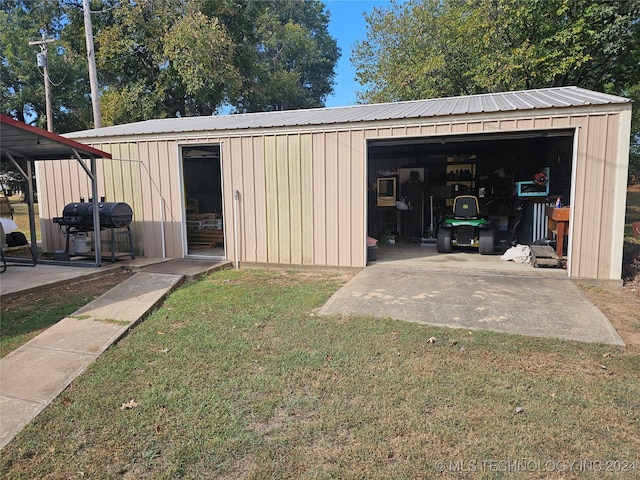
264,136 -> 278,263
276,136 -> 292,263
451,122 -> 468,133
288,135 -> 303,264
154,140 -> 182,258
228,137 -> 244,262
137,141 -> 160,258
349,130 -> 366,267
570,116 -> 589,277
251,136 -> 268,263
256,133 -> 315,266
337,130 -> 353,266
599,114 -> 619,279
515,118 -> 535,130
406,126 -> 422,136
583,115 -> 608,279
436,123 -> 452,134
100,143 -> 143,255
569,114 -> 616,279
236,137 -> 254,262
466,122 -> 483,132
36,103 -> 629,278
324,132 -> 340,266
312,132 -> 328,265
498,119 -> 516,131
300,135 -> 314,265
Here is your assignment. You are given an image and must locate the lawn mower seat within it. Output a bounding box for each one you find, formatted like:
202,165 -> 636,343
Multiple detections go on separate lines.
453,195 -> 480,219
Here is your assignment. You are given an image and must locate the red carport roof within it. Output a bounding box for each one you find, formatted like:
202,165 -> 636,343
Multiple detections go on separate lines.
0,114 -> 111,161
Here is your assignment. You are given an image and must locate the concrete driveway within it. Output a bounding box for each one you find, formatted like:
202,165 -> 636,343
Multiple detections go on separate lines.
320,248 -> 624,346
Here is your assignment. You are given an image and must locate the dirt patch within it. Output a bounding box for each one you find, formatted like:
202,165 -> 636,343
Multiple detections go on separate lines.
581,241 -> 640,351
1,268 -> 135,310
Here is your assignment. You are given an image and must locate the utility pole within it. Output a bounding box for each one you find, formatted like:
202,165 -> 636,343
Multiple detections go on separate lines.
29,33 -> 55,132
82,0 -> 102,128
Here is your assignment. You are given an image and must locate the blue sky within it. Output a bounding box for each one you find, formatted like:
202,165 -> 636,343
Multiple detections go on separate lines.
324,0 -> 393,107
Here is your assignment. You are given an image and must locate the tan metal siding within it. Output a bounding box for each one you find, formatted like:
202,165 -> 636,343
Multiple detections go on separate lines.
349,130 -> 366,267
300,135 -> 314,265
264,136 -> 279,262
599,115 -> 620,278
99,143 -> 143,254
135,139 -> 184,258
37,103 -> 629,278
569,114 -> 620,279
312,132 -> 327,265
571,115 -> 589,277
261,134 -> 315,265
252,137 -> 268,262
137,141 -> 162,258
337,131 -> 352,266
324,132 -> 340,266
276,136 -> 291,263
234,136 -> 261,262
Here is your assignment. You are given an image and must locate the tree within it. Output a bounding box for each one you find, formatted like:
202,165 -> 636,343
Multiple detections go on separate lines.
232,0 -> 339,112
1,0 -> 339,129
1,0 -> 91,132
352,0 -> 640,102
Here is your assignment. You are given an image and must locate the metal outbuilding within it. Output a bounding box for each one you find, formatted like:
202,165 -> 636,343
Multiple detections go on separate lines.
35,86 -> 631,280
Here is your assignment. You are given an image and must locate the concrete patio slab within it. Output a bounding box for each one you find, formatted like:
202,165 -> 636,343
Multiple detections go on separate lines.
320,264 -> 624,346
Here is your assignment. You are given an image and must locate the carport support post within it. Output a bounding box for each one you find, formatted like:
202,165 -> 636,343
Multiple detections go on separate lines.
26,159 -> 38,262
90,156 -> 101,266
72,150 -> 101,266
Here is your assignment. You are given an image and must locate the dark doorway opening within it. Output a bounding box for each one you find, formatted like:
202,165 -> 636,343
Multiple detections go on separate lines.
182,145 -> 225,258
367,130 -> 575,259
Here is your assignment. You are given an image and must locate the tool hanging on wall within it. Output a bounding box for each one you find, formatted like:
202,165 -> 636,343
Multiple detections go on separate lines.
516,167 -> 550,197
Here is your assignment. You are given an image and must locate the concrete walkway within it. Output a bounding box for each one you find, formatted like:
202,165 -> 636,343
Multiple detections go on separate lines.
0,259 -> 229,450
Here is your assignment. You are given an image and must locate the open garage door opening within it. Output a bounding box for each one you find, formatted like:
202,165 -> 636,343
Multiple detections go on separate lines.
366,129 -> 575,263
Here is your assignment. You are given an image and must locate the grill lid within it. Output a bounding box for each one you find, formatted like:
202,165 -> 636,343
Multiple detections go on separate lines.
58,201 -> 133,228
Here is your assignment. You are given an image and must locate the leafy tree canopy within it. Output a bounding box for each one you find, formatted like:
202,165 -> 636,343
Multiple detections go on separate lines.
353,0 -> 640,100
1,0 -> 339,131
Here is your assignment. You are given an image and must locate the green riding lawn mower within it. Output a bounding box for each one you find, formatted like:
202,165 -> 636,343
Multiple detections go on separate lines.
436,195 -> 494,255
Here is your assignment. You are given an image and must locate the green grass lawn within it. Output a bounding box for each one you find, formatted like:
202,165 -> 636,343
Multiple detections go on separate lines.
2,269 -> 638,479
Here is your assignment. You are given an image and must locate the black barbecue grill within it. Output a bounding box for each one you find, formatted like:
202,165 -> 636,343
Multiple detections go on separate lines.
53,201 -> 134,261
56,201 -> 133,228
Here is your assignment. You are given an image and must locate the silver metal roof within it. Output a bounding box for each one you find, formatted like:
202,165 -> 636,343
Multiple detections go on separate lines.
65,87 -> 631,139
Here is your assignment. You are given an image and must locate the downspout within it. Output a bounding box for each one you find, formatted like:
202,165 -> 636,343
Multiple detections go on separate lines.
159,195 -> 166,258
233,189 -> 240,269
